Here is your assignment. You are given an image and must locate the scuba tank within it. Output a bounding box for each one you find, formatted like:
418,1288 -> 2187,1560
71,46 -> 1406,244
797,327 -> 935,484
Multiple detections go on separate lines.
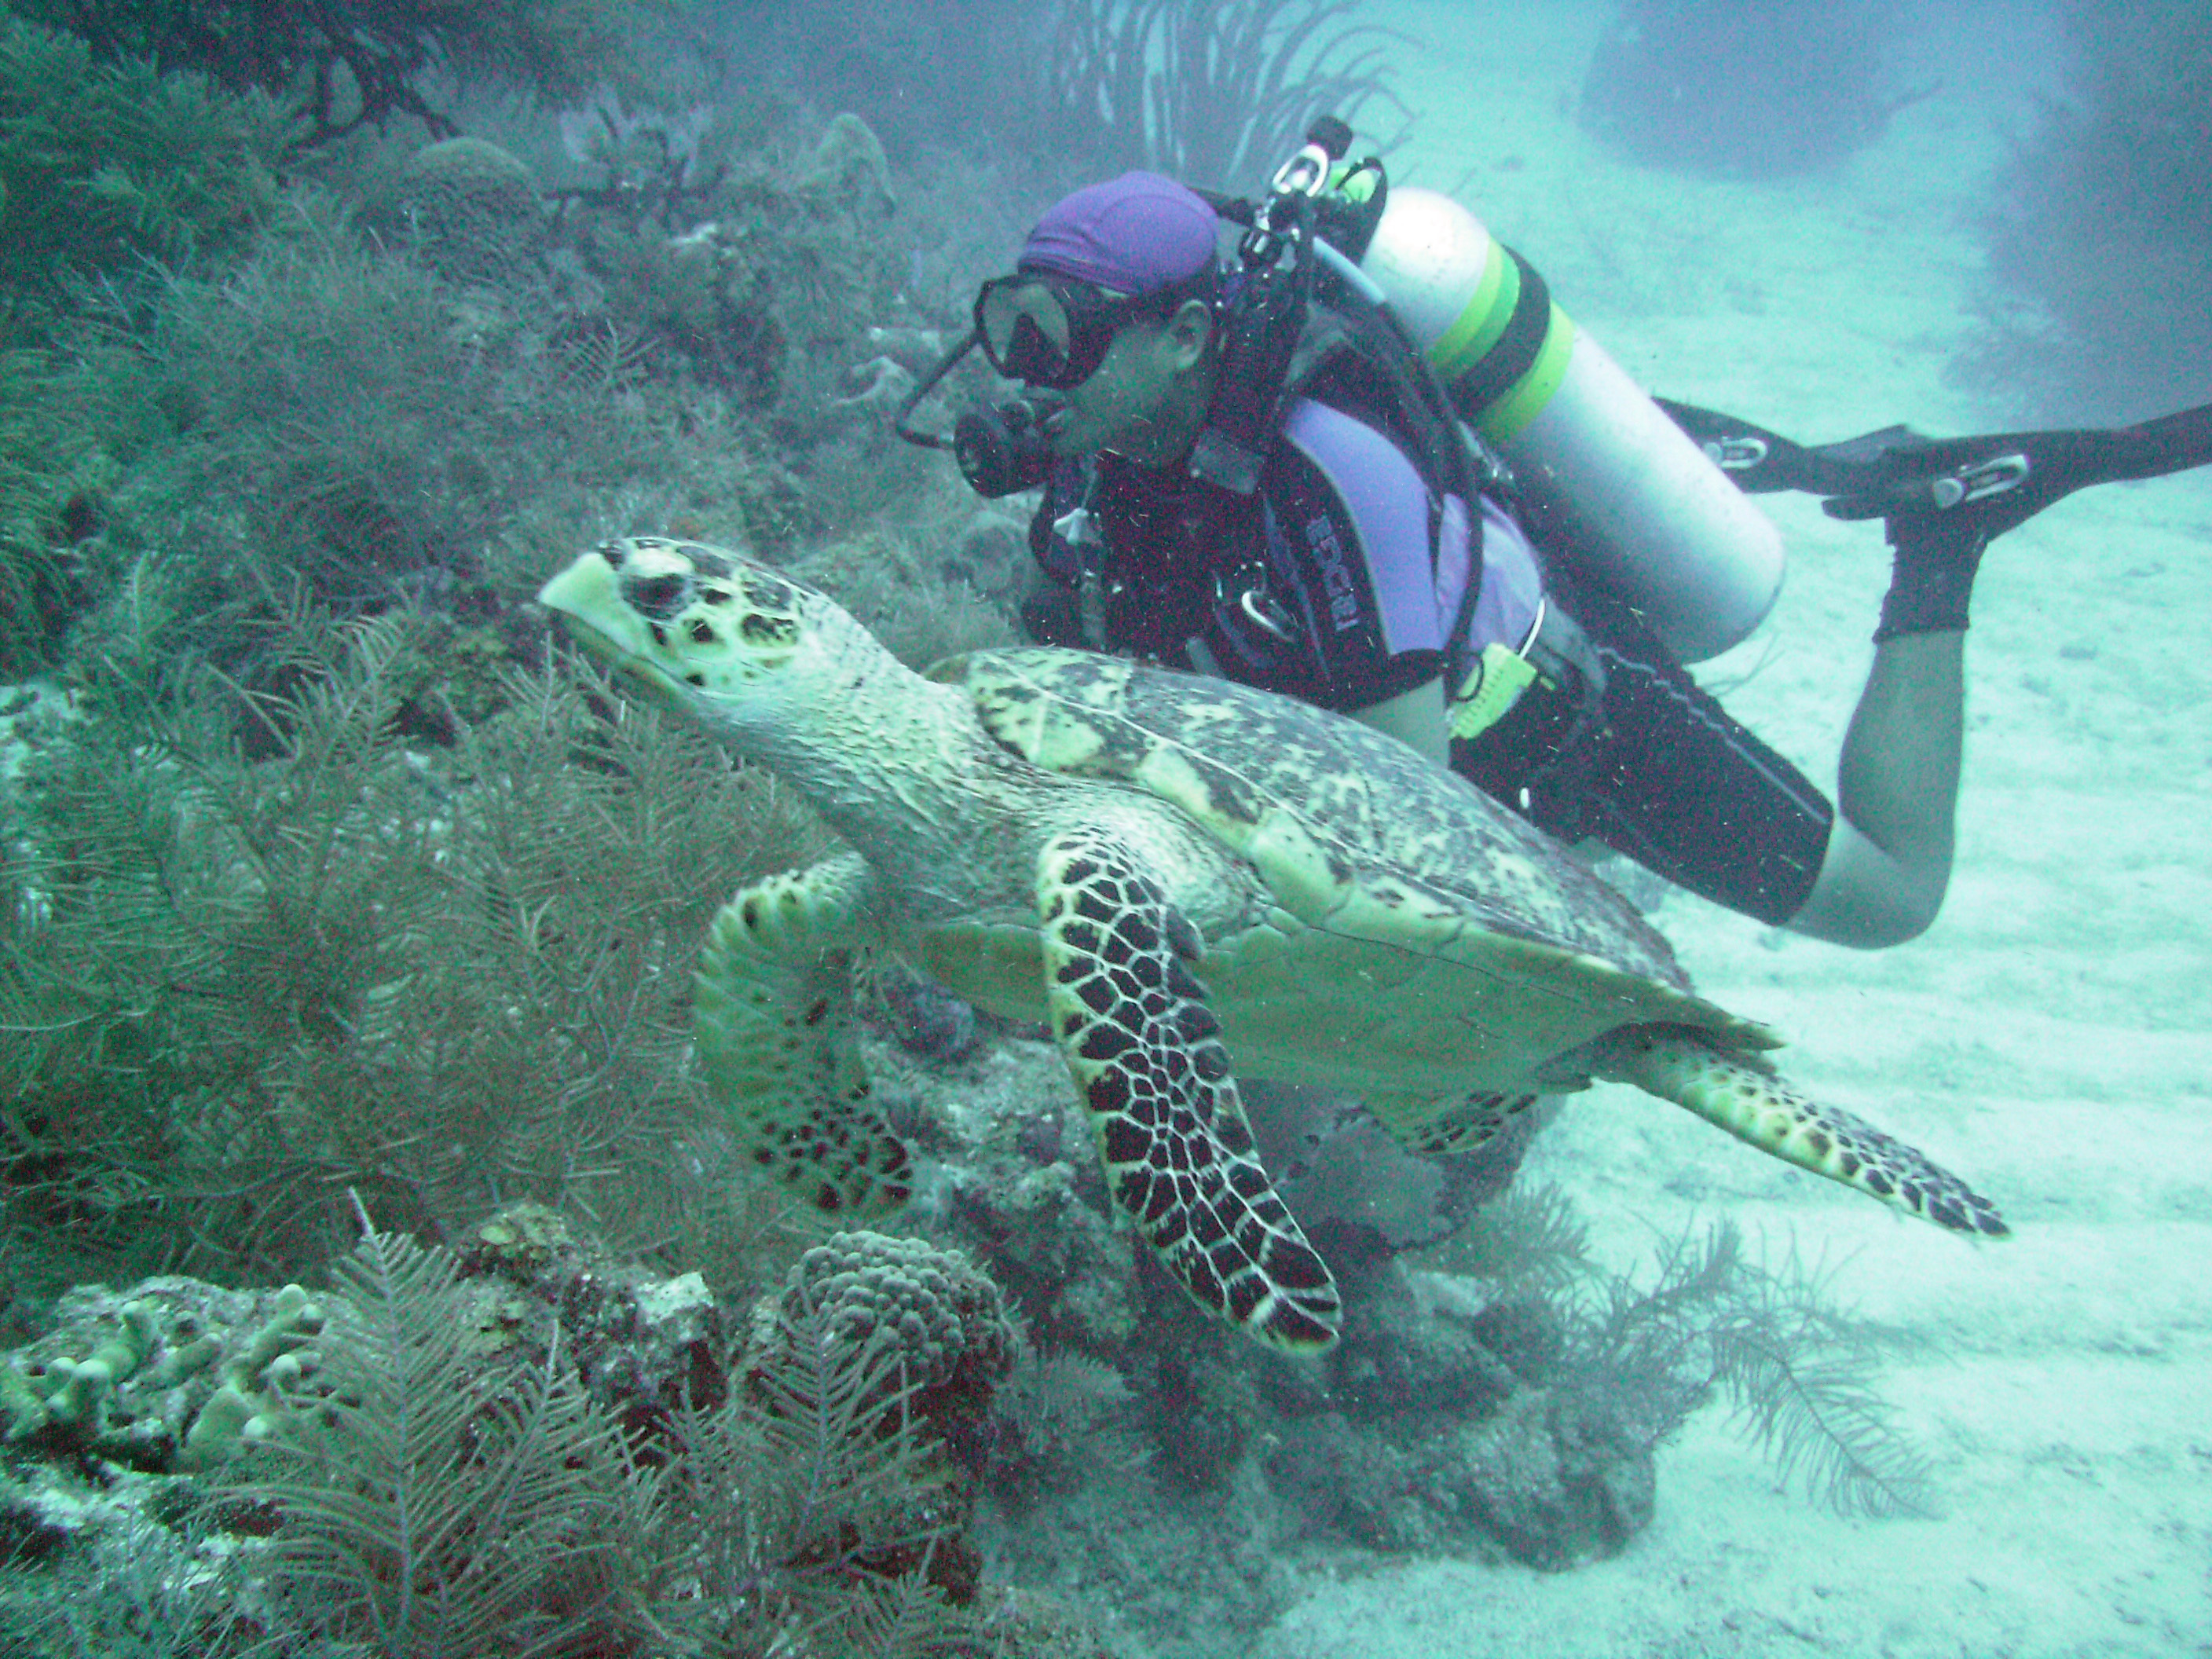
1352,187 -> 1785,663
908,122 -> 1784,666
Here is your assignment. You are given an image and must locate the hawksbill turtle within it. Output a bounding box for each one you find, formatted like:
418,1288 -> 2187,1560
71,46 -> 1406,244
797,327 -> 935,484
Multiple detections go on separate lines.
538,536 -> 2007,1353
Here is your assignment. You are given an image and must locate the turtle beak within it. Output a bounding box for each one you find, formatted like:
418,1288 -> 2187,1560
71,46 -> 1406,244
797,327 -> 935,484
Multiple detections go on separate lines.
538,551 -> 689,703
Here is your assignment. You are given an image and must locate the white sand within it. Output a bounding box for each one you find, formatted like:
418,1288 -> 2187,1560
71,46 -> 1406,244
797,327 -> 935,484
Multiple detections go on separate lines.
1252,3 -> 2212,1654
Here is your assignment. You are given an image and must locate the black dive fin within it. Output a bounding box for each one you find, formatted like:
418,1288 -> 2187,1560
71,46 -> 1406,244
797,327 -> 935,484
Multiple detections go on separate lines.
1818,398 -> 2212,535
1664,396 -> 2212,542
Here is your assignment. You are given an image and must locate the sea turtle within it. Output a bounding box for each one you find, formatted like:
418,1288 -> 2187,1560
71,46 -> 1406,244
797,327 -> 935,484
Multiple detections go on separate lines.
538,535 -> 2007,1353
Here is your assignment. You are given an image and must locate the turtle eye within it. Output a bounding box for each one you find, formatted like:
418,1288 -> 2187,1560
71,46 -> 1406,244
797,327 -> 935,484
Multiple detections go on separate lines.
627,573 -> 687,621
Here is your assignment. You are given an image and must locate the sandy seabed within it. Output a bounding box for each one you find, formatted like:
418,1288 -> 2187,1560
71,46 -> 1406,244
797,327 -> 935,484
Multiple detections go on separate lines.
1243,3 -> 2212,1655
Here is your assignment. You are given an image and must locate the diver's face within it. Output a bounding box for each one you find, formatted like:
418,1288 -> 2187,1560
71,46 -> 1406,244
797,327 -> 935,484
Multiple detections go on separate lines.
1038,316 -> 1193,460
995,295 -> 1212,468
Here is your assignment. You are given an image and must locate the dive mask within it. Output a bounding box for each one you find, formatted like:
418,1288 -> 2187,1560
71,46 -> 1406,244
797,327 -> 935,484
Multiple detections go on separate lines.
972,268 -> 1214,390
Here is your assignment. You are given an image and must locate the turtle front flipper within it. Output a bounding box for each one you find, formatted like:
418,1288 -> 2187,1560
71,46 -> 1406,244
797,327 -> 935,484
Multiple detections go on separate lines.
1589,1027 -> 2009,1238
1036,833 -> 1342,1352
694,851 -> 911,1218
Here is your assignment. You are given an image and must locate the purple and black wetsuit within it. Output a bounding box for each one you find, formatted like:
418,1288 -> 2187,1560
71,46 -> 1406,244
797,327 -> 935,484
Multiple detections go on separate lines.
1025,395 -> 1835,927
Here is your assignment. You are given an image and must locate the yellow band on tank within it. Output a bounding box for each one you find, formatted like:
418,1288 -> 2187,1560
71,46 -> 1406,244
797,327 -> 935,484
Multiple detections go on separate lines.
1427,235 -> 1515,383
1474,303 -> 1577,441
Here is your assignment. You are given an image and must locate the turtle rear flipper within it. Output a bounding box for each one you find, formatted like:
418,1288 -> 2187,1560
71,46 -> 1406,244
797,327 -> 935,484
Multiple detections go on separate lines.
694,851 -> 912,1217
1368,1086 -> 1542,1158
1037,831 -> 1342,1352
1591,1027 -> 2009,1238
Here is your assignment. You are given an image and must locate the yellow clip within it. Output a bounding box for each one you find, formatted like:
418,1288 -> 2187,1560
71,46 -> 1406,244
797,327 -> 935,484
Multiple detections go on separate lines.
1447,643 -> 1538,740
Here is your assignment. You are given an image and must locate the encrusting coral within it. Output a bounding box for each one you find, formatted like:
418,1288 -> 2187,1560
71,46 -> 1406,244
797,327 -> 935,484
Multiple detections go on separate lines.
0,1278 -> 329,1469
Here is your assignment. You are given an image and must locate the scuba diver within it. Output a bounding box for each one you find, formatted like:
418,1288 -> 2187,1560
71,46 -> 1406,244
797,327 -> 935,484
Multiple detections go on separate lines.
896,123 -> 2212,950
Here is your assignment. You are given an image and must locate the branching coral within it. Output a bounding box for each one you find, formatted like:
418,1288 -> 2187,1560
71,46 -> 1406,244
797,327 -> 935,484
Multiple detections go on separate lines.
15,0 -> 658,150
0,15 -> 284,322
1038,0 -> 1407,188
0,345 -> 108,675
1,602 -> 827,1291
1568,1220 -> 1935,1518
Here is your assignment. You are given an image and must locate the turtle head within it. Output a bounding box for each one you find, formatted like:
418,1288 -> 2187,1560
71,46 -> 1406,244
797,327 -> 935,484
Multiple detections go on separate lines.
538,536 -> 830,720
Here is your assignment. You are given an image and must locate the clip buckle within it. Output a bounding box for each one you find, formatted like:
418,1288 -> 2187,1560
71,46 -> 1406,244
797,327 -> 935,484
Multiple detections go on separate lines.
1932,452 -> 2030,511
1218,568 -> 1295,641
1269,141 -> 1333,201
1704,434 -> 1771,473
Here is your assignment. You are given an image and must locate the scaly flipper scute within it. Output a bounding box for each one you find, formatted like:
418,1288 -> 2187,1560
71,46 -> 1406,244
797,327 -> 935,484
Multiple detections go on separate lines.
1591,1026 -> 2008,1237
1035,831 -> 1341,1351
693,851 -> 911,1217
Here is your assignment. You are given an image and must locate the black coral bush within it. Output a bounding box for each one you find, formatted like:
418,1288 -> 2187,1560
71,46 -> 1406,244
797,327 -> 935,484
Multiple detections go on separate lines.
0,599 -> 824,1302
238,1221 -> 661,1657
1572,1220 -> 1935,1519
223,1218 -> 992,1657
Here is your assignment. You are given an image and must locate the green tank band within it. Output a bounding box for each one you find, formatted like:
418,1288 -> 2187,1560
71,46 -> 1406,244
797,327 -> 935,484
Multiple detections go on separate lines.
1429,236 -> 1517,384
1327,159 -> 1380,203
1475,302 -> 1577,441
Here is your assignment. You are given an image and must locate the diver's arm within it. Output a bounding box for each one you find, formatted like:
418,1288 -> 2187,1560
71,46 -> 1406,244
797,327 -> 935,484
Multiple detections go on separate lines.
1350,679 -> 1453,768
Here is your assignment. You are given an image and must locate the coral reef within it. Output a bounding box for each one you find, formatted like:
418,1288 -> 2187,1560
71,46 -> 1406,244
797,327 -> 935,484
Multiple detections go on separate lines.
0,610 -> 826,1298
1263,1267 -> 1654,1567
0,1212 -> 1100,1656
550,106 -> 909,416
0,14 -> 1949,1648
1973,0 -> 2212,417
1579,0 -> 1913,178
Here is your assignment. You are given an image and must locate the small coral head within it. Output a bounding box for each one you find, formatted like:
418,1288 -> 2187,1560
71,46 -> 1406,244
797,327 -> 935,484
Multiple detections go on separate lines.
539,535 -> 813,715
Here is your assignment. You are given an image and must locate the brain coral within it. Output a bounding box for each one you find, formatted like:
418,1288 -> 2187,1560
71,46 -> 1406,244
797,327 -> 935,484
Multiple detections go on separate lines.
387,136 -> 544,287
761,1230 -> 1016,1438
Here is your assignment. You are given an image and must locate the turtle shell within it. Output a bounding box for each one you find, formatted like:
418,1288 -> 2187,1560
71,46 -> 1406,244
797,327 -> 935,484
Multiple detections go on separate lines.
948,646 -> 1700,991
